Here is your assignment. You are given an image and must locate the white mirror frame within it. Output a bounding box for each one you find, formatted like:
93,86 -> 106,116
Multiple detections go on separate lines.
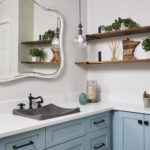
0,0 -> 64,82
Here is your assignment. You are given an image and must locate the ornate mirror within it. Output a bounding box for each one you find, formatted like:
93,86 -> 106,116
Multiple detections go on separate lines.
0,0 -> 64,82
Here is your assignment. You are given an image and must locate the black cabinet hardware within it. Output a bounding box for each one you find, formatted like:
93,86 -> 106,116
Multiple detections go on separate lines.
94,143 -> 105,149
18,103 -> 25,110
93,120 -> 105,125
13,141 -> 34,149
138,120 -> 143,125
144,121 -> 149,126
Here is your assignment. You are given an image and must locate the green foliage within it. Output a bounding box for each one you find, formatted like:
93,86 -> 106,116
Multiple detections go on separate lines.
121,18 -> 140,29
143,91 -> 150,98
100,25 -> 112,32
99,17 -> 140,32
29,48 -> 45,58
142,38 -> 150,52
42,29 -> 55,40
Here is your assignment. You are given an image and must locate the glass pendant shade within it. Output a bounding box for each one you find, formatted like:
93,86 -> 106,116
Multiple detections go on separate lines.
74,0 -> 87,49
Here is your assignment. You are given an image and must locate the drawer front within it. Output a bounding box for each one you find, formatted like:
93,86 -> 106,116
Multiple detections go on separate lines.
46,119 -> 86,148
0,128 -> 45,150
86,128 -> 110,150
86,112 -> 110,133
47,136 -> 86,150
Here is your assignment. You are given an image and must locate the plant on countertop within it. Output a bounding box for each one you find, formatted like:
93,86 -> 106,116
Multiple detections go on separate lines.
142,38 -> 150,52
143,91 -> 150,98
99,17 -> 140,32
29,48 -> 45,58
42,29 -> 55,40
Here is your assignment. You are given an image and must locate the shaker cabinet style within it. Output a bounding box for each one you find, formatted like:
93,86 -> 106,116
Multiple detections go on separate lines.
113,111 -> 150,150
0,112 -> 111,150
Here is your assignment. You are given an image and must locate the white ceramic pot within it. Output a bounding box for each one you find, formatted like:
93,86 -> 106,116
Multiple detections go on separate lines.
32,57 -> 40,62
143,98 -> 150,108
121,23 -> 128,30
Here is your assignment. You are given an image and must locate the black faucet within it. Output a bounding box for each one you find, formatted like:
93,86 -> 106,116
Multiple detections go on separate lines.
28,94 -> 44,109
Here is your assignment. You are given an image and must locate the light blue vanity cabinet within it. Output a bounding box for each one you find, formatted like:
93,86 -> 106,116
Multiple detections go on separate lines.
0,112 -> 111,150
0,128 -> 46,150
47,137 -> 86,150
113,111 -> 150,150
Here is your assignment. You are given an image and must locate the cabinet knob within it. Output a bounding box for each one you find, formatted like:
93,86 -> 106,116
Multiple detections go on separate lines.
144,121 -> 149,126
138,120 -> 143,125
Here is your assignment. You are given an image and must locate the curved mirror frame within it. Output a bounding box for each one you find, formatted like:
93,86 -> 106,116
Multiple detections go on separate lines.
0,0 -> 64,82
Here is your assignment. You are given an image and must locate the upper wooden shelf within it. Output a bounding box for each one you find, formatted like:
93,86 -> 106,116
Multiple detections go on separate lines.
21,39 -> 52,45
86,26 -> 150,41
75,59 -> 150,65
21,61 -> 60,65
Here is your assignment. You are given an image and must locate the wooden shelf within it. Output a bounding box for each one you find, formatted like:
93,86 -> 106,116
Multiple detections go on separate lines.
86,26 -> 150,41
21,40 -> 52,45
21,61 -> 60,65
75,59 -> 150,65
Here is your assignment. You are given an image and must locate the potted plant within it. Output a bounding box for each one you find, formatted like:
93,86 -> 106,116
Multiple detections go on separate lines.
29,48 -> 45,62
112,18 -> 121,31
42,29 -> 55,40
100,25 -> 112,33
143,91 -> 150,108
122,18 -> 140,29
142,38 -> 150,58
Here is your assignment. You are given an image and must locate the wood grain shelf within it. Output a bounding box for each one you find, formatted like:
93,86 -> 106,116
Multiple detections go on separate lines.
21,40 -> 52,45
75,59 -> 150,65
86,26 -> 150,41
21,61 -> 60,64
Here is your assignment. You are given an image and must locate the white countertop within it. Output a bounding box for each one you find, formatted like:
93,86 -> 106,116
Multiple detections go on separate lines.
1,102 -> 150,139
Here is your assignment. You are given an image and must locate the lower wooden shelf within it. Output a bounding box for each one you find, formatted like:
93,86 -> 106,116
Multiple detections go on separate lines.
75,59 -> 150,65
21,61 -> 60,65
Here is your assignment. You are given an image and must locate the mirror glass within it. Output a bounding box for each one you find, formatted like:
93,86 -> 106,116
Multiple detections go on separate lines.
0,0 -> 64,82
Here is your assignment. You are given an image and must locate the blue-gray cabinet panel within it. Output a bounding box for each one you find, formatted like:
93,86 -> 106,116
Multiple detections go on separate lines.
144,115 -> 150,150
47,137 -> 86,150
117,111 -> 144,150
86,128 -> 110,150
46,119 -> 86,148
0,128 -> 45,150
86,112 -> 110,134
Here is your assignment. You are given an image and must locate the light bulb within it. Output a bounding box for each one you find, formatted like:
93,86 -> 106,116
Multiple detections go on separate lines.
74,34 -> 87,49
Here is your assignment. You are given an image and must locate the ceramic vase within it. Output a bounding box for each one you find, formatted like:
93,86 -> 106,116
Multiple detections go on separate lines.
32,57 -> 40,62
143,97 -> 150,108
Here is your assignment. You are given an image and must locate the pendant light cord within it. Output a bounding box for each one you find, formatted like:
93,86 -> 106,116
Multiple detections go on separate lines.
79,0 -> 81,24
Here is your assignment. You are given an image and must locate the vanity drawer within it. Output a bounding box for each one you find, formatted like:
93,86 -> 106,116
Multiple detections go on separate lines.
0,128 -> 45,150
86,128 -> 110,150
46,119 -> 86,148
86,112 -> 110,133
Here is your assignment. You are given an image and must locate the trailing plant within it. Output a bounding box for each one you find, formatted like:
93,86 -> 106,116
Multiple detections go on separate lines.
99,17 -> 140,32
121,18 -> 140,29
143,91 -> 150,98
142,38 -> 150,52
42,29 -> 55,40
100,25 -> 112,32
29,48 -> 45,58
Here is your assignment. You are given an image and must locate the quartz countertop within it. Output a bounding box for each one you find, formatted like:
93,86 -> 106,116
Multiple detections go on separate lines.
1,102 -> 150,139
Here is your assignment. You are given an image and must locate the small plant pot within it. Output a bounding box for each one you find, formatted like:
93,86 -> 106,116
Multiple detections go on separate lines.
143,97 -> 150,108
32,57 -> 40,62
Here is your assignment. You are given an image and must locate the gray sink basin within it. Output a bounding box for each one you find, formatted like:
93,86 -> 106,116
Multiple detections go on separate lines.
13,104 -> 80,120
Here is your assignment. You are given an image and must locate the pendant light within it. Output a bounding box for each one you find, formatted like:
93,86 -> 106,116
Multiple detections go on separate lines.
52,16 -> 60,51
74,0 -> 87,49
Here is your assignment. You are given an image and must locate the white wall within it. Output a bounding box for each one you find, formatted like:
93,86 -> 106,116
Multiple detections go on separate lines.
0,0 -> 87,101
87,0 -> 150,105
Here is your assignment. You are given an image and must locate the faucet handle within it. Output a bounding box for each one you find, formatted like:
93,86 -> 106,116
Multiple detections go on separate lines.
18,103 -> 25,110
36,101 -> 42,108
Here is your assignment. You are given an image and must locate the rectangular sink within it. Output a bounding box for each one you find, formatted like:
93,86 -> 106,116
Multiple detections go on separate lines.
13,104 -> 80,120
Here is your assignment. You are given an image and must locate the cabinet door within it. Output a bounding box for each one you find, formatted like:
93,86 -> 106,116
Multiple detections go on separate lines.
86,128 -> 110,150
117,111 -> 144,150
47,137 -> 86,150
144,115 -> 150,150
